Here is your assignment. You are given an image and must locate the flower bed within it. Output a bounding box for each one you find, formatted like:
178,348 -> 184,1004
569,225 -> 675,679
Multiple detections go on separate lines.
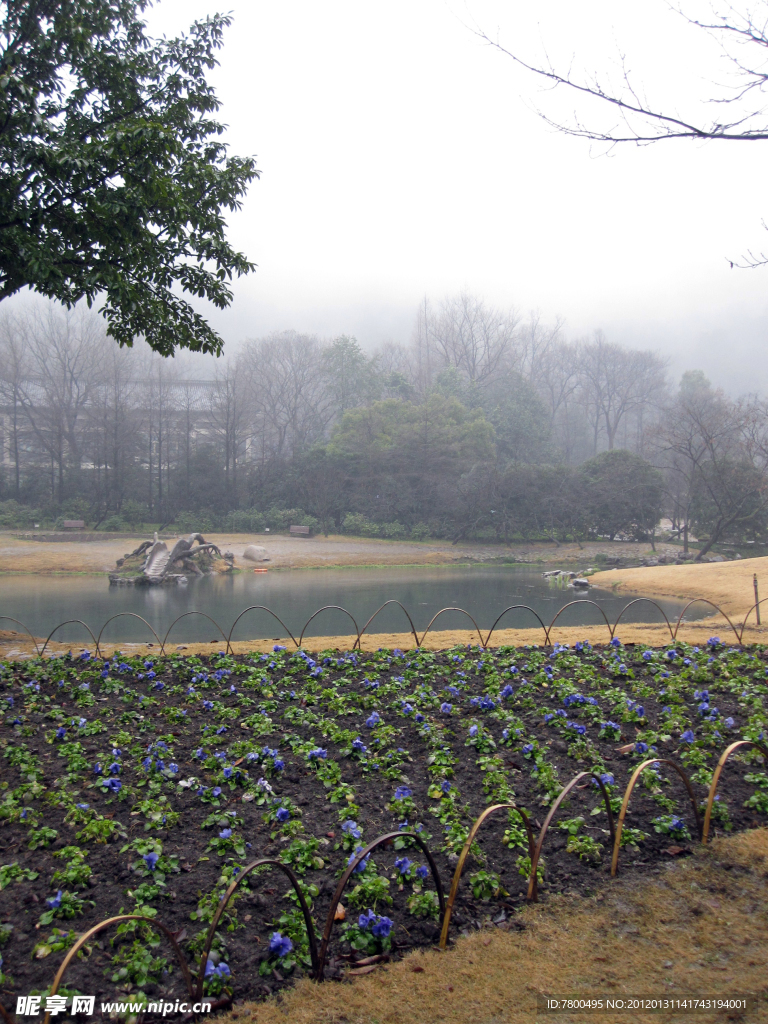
0,638 -> 766,1013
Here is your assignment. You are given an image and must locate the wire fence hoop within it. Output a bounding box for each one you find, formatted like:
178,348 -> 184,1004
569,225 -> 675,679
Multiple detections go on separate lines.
545,600 -> 614,645
315,831 -> 444,981
610,758 -> 700,877
0,615 -> 41,655
418,607 -> 485,648
298,606 -> 361,649
610,599 -> 674,642
95,613 -> 162,655
39,620 -> 100,659
225,606 -> 298,650
702,739 -> 768,844
160,611 -> 229,655
439,803 -> 533,949
526,771 -> 615,902
483,606 -> 548,647
42,914 -> 194,1024
355,600 -> 420,650
672,599 -> 740,644
194,858 -> 317,999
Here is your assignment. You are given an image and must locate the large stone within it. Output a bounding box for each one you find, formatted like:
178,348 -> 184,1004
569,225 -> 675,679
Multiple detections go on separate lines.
243,544 -> 270,562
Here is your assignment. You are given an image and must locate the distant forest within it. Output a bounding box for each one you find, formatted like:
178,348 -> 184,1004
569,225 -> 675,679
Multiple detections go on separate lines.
1,296 -> 767,557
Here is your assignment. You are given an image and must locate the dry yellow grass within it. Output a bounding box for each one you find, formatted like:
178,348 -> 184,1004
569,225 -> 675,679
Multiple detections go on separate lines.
590,556 -> 768,621
232,829 -> 768,1024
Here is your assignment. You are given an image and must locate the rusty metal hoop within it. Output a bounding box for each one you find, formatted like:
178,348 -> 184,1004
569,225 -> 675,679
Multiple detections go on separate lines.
527,772 -> 616,902
314,831 -> 445,981
738,598 -> 768,638
39,619 -> 100,659
418,607 -> 485,648
438,803 -> 534,949
0,615 -> 41,655
95,612 -> 163,655
482,606 -> 549,647
355,600 -> 420,650
702,739 -> 768,844
672,599 -> 741,644
41,914 -> 194,1024
610,758 -> 701,876
545,600 -> 614,644
194,858 -> 317,998
226,605 -> 299,651
160,611 -> 229,654
610,599 -> 675,643
298,605 -> 361,648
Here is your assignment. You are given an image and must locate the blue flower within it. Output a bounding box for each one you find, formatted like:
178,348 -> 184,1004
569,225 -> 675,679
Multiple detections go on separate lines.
212,787 -> 222,797
724,717 -> 735,729
204,958 -> 232,978
276,807 -> 291,822
365,712 -> 381,728
415,713 -> 425,723
371,916 -> 394,938
500,684 -> 514,698
308,748 -> 327,760
47,890 -> 63,909
468,725 -> 478,737
394,786 -> 412,801
341,819 -> 362,839
415,864 -> 430,880
348,847 -> 369,873
394,856 -> 412,875
55,727 -> 66,740
440,702 -> 452,714
634,741 -> 648,754
522,743 -> 534,754
610,637 -> 621,648
219,828 -> 232,839
681,729 -> 695,743
105,778 -> 121,793
441,780 -> 451,794
76,803 -> 89,810
358,909 -> 377,930
352,738 -> 367,753
143,852 -> 160,870
600,773 -> 615,787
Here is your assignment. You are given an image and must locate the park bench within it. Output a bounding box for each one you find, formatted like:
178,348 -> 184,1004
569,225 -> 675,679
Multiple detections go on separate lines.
62,520 -> 85,530
289,524 -> 311,536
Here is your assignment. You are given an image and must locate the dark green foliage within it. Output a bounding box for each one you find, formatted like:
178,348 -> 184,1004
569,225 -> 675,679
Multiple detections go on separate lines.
0,1 -> 258,355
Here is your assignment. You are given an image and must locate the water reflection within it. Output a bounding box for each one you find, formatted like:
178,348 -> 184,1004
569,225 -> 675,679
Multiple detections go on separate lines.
0,565 -> 714,644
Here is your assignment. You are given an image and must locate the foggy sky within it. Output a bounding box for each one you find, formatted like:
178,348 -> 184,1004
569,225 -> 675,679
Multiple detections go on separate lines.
26,2 -> 768,393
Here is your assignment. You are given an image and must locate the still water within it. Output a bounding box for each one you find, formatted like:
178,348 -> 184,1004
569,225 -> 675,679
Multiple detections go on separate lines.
0,566 -> 713,645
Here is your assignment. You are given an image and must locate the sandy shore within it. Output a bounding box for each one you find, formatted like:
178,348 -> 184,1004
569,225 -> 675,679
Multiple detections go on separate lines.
0,531 -> 680,574
590,555 -> 768,620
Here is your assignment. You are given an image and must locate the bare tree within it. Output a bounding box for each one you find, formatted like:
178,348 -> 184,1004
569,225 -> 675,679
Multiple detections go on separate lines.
428,292 -> 520,386
579,332 -> 668,452
0,312 -> 29,498
473,2 -> 768,265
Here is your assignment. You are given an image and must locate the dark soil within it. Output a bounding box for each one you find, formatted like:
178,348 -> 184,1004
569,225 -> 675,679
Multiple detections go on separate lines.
0,640 -> 766,1019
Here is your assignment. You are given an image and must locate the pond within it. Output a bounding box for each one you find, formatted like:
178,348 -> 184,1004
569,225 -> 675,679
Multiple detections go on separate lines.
0,565 -> 714,645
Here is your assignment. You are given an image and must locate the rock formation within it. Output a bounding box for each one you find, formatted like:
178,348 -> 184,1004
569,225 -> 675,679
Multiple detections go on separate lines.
110,533 -> 236,585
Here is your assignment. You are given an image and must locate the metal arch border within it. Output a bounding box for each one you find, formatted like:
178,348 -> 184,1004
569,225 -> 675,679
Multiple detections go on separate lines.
545,600 -> 614,644
41,914 -> 194,1024
194,858 -> 317,998
0,615 -> 41,655
527,771 -> 616,902
226,605 -> 299,651
672,599 -> 741,644
738,598 -> 768,639
482,606 -> 549,647
160,611 -> 229,655
39,619 -> 100,659
611,598 -> 675,643
355,599 -> 420,650
702,739 -> 768,844
95,612 -> 163,655
610,757 -> 701,876
314,830 -> 445,981
418,607 -> 485,648
438,803 -> 535,949
298,605 -> 361,649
